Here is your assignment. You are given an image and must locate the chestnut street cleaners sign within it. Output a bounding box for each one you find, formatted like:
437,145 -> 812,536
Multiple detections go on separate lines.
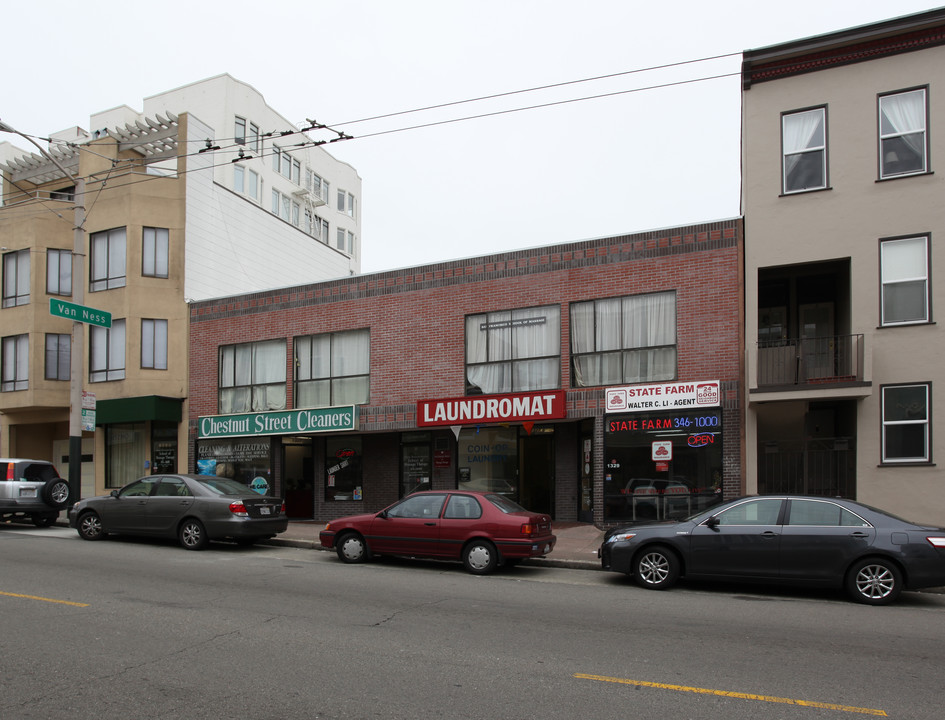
197,406 -> 357,439
417,390 -> 567,427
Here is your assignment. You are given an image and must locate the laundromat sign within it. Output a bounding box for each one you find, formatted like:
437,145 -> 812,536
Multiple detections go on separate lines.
198,406 -> 357,439
605,380 -> 721,413
417,390 -> 567,427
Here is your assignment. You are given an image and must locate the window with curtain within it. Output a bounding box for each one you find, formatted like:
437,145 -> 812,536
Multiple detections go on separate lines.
782,107 -> 826,193
571,291 -> 676,388
47,248 -> 72,296
1,334 -> 29,391
295,329 -> 370,408
105,423 -> 146,488
881,235 -> 929,326
90,319 -> 126,382
465,305 -> 560,395
90,227 -> 127,291
882,383 -> 930,463
142,227 -> 169,278
879,88 -> 927,178
2,249 -> 30,307
219,339 -> 287,413
45,333 -> 70,380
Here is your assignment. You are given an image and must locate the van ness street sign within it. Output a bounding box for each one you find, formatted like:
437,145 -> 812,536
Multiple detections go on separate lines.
198,406 -> 357,439
49,298 -> 112,328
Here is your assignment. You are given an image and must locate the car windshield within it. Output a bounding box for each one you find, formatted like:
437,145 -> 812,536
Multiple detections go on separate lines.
485,494 -> 528,514
196,476 -> 255,496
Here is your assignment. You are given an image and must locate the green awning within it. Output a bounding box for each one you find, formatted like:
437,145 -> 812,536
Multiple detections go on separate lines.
95,396 -> 183,425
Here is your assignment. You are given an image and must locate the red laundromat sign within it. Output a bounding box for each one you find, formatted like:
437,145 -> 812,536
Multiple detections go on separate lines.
417,390 -> 567,427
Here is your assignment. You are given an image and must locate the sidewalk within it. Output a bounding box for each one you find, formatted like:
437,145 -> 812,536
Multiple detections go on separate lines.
267,520 -> 604,570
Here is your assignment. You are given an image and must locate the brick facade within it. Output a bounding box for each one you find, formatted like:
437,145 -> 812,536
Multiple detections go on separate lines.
189,219 -> 744,526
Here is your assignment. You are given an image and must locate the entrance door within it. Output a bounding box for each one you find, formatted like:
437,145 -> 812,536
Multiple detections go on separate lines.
283,440 -> 314,519
799,302 -> 835,380
519,435 -> 554,516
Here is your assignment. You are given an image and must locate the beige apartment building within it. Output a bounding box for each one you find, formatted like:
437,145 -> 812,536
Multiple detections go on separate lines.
742,9 -> 945,523
1,75 -> 361,499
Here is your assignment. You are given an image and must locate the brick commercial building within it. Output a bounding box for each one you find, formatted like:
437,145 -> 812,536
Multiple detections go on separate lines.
188,219 -> 743,526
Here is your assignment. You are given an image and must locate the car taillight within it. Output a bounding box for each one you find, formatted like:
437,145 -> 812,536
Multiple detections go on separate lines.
280,502 -> 286,514
5,464 -> 13,482
927,537 -> 945,548
229,501 -> 248,517
521,523 -> 537,537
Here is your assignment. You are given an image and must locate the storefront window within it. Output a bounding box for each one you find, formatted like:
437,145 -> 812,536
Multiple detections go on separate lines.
150,421 -> 178,474
196,438 -> 274,495
325,436 -> 362,501
603,409 -> 723,523
457,427 -> 518,498
401,432 -> 432,497
106,422 -> 146,488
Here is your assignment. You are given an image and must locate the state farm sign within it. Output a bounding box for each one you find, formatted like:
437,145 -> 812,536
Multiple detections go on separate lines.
417,390 -> 567,427
605,380 -> 721,413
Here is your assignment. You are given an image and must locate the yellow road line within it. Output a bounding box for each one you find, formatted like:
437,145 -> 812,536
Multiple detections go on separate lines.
574,673 -> 887,716
0,590 -> 89,607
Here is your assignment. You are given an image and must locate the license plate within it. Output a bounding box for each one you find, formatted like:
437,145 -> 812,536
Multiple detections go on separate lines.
19,488 -> 37,498
260,506 -> 271,515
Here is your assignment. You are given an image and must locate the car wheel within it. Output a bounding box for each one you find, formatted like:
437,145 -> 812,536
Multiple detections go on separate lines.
42,479 -> 71,510
632,545 -> 680,590
77,511 -> 106,541
336,532 -> 368,563
462,539 -> 498,575
846,557 -> 903,605
179,519 -> 208,550
31,513 -> 57,528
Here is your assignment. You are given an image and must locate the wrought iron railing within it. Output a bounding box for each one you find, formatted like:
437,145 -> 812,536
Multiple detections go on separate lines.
756,334 -> 864,387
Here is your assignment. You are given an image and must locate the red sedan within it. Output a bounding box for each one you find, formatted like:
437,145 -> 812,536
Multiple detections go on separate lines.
319,490 -> 556,575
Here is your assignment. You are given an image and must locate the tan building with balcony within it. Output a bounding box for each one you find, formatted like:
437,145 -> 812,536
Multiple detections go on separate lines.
742,9 -> 945,523
1,75 -> 361,499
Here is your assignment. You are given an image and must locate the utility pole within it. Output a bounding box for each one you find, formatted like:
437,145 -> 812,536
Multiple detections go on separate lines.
0,120 -> 85,504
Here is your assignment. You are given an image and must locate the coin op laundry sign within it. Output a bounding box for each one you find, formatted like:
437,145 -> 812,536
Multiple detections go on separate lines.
606,380 -> 721,413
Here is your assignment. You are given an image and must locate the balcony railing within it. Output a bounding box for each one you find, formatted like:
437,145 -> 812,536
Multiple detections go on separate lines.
757,334 -> 864,388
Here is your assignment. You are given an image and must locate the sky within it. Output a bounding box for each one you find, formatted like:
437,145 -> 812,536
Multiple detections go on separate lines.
2,1 -> 942,274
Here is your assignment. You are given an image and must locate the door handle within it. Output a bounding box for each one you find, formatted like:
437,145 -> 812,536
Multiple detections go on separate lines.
761,531 -> 778,539
424,522 -> 436,526
849,531 -> 869,539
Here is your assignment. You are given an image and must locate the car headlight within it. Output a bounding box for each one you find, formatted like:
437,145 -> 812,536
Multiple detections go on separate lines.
606,532 -> 636,543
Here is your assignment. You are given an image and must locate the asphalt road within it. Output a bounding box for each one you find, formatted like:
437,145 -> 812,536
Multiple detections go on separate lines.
2,524 -> 944,719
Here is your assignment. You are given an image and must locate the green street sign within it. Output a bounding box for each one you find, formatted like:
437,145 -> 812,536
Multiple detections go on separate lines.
49,298 -> 112,328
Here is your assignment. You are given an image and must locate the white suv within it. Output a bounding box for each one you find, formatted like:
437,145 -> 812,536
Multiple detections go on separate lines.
0,458 -> 72,527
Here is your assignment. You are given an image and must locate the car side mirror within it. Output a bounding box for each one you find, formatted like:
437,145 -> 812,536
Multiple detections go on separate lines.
377,510 -> 388,519
110,490 -> 120,498
705,516 -> 720,529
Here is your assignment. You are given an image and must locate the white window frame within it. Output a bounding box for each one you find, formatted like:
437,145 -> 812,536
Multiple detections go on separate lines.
1,334 -> 29,391
234,164 -> 245,193
90,319 -> 126,382
218,339 -> 287,413
782,106 -> 827,193
235,116 -> 247,145
141,318 -> 168,370
881,235 -> 929,326
879,88 -> 928,179
881,383 -> 930,463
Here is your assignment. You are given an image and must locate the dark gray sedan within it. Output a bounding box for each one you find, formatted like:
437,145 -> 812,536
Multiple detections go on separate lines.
69,474 -> 288,550
600,495 -> 945,605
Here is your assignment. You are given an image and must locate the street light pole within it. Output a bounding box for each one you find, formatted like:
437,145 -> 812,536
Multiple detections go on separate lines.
0,120 -> 86,504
